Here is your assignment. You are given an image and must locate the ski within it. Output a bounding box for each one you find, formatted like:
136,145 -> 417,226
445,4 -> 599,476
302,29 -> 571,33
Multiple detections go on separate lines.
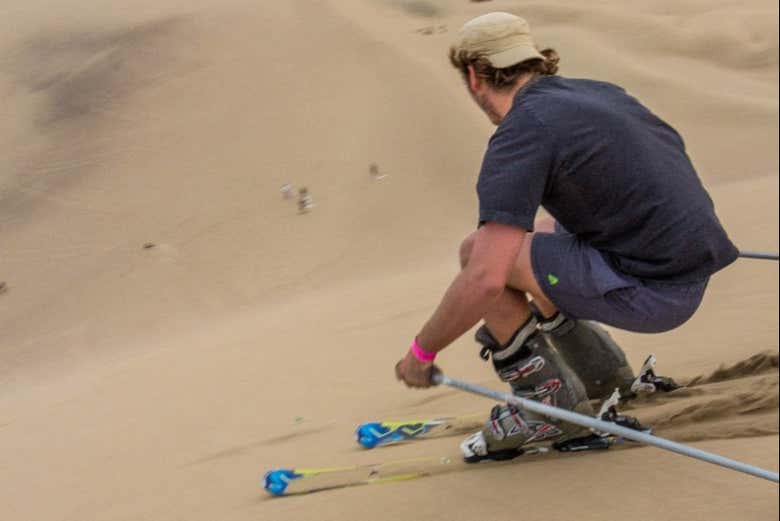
263,455 -> 456,496
264,391 -> 654,496
354,414 -> 484,449
262,437 -> 618,496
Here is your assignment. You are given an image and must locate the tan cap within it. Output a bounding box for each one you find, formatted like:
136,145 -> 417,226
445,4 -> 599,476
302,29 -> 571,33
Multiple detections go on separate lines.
453,12 -> 543,68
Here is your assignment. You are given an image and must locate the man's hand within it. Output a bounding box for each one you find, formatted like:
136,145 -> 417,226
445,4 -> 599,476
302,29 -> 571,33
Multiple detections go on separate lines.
395,350 -> 439,389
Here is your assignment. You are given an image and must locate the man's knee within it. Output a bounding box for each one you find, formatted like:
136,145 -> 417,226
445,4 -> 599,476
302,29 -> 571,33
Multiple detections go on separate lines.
461,229 -> 536,290
509,231 -> 539,292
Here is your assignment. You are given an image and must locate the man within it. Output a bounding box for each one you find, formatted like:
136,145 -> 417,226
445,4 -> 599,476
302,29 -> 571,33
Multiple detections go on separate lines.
395,12 -> 738,462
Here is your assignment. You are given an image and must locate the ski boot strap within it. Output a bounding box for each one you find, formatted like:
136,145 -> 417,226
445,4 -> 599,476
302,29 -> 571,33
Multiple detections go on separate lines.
527,303 -> 575,337
630,354 -> 681,394
476,318 -> 538,362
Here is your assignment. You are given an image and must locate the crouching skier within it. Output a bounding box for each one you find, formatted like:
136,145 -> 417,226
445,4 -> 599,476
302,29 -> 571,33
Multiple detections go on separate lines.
394,12 -> 738,462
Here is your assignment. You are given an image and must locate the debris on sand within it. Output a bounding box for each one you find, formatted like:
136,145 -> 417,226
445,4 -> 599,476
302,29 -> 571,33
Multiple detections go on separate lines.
369,162 -> 388,180
297,187 -> 314,214
0,281 -> 7,294
415,24 -> 447,36
280,183 -> 294,200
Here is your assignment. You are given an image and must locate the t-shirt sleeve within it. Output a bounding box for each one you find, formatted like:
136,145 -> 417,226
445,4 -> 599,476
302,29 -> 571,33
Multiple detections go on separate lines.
476,112 -> 555,230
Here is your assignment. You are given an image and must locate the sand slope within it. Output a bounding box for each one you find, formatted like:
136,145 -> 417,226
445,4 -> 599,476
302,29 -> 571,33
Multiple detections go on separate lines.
0,1 -> 777,520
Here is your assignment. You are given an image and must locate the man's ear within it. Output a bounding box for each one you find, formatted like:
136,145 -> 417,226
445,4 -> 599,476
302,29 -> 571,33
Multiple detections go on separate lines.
467,64 -> 482,93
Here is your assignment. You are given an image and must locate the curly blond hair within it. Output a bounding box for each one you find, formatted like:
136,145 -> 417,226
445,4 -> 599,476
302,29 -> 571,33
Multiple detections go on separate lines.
449,47 -> 560,90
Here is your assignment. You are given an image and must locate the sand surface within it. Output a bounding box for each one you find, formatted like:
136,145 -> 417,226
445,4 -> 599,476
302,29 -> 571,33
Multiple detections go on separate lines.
0,0 -> 778,519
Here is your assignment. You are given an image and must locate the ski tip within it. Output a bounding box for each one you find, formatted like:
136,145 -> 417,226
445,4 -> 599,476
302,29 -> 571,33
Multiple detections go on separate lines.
263,468 -> 300,496
355,422 -> 386,449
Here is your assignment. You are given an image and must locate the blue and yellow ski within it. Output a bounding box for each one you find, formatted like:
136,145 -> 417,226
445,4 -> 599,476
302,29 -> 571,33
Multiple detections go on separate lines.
263,415 -> 480,496
263,456 -> 455,496
354,415 -> 483,449
263,435 -> 622,496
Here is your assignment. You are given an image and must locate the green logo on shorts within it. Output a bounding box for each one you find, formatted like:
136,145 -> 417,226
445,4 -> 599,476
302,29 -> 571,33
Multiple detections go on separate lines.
547,274 -> 559,286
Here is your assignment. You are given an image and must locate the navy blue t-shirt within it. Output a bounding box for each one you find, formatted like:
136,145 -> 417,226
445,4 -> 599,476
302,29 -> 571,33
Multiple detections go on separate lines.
477,75 -> 738,282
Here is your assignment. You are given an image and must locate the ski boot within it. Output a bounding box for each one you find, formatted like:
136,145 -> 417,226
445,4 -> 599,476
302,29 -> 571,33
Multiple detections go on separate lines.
460,317 -> 594,463
539,314 -> 635,400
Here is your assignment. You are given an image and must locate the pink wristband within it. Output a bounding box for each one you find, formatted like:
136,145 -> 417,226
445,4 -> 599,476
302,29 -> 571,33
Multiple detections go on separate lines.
410,338 -> 436,363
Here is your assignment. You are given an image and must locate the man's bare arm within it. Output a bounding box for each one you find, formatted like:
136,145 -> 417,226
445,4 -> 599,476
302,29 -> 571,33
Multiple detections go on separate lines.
416,222 -> 527,352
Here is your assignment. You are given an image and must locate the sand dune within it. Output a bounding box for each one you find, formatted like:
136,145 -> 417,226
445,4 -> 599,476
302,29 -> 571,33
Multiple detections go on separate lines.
0,0 -> 777,520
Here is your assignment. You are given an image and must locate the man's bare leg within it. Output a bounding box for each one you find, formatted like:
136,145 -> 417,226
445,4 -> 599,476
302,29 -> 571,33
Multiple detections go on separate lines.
514,220 -> 639,399
460,229 -> 556,341
481,287 -> 531,344
460,226 -> 638,400
457,231 -> 594,462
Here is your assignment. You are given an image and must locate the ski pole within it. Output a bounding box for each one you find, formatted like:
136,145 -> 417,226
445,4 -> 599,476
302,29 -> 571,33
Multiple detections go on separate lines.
432,372 -> 779,484
739,250 -> 779,261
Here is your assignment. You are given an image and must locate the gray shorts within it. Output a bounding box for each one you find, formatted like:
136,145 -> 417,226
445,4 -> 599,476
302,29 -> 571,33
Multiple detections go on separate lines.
530,231 -> 708,333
